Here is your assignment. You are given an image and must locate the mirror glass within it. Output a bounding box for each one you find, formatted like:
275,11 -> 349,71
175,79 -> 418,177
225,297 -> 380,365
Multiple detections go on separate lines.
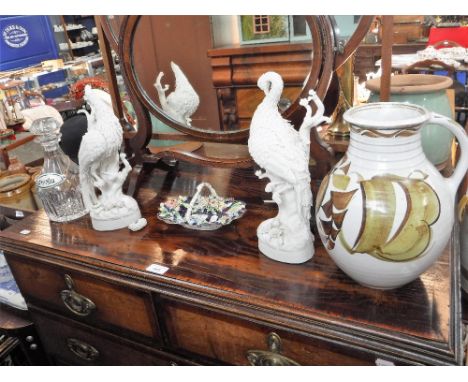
331,15 -> 363,45
131,16 -> 314,133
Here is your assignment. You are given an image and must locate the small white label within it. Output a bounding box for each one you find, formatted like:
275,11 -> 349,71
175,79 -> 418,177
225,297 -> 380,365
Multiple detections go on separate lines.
375,358 -> 395,366
19,229 -> 30,235
15,211 -> 24,218
146,263 -> 169,275
36,173 -> 65,189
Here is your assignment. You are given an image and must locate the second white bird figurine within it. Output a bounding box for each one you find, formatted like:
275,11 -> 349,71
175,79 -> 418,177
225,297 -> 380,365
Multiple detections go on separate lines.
248,72 -> 330,264
78,85 -> 147,232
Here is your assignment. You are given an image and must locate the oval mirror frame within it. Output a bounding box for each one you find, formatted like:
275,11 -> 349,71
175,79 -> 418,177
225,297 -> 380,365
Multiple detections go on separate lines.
99,15 -> 123,53
333,16 -> 374,70
118,15 -> 336,143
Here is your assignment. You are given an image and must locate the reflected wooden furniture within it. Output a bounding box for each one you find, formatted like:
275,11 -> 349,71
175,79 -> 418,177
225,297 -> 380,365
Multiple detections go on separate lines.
0,163 -> 463,365
207,43 -> 313,131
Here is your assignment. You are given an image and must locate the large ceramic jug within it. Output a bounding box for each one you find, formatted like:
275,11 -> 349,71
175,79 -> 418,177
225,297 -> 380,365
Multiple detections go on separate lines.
316,102 -> 468,289
366,74 -> 453,167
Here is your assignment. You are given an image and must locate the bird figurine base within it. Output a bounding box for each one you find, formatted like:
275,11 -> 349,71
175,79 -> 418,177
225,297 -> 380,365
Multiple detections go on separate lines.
86,153 -> 147,232
258,218 -> 314,264
90,202 -> 144,232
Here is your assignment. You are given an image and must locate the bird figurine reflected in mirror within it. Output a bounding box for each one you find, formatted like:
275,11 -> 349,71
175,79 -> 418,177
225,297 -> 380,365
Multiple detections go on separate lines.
154,61 -> 200,127
78,85 -> 147,232
248,72 -> 330,264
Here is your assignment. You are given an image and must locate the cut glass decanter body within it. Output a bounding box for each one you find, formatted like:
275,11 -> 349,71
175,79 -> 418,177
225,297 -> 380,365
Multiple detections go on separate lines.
30,117 -> 88,222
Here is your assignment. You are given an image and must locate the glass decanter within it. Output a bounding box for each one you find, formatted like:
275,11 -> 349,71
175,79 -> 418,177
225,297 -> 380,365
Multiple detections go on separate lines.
30,117 -> 88,222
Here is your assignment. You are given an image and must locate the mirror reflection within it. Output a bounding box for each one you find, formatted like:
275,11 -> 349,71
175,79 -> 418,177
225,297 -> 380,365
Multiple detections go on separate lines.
131,16 -> 313,133
331,15 -> 363,46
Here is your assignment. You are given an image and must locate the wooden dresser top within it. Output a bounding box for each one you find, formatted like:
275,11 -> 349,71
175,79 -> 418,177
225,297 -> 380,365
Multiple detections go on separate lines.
0,163 -> 462,363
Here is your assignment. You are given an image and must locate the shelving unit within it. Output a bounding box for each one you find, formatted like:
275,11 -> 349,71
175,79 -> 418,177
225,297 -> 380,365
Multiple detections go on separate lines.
53,16 -> 99,60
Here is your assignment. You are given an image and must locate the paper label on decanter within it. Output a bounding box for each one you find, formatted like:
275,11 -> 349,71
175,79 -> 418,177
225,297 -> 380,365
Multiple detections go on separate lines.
36,173 -> 65,189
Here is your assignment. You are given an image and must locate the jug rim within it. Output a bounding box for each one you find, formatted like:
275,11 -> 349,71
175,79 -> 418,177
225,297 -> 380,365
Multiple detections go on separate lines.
343,102 -> 431,130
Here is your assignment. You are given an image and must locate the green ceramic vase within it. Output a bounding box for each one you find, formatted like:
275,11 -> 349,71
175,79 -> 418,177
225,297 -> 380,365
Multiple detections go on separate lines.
366,74 -> 454,166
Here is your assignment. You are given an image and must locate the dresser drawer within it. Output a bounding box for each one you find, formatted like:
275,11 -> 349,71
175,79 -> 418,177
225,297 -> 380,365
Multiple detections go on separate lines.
161,299 -> 376,366
5,254 -> 158,340
29,307 -> 193,366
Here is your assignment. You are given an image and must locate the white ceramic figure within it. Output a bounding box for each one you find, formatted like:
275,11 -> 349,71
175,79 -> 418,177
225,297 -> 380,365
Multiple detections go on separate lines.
154,61 -> 200,127
248,71 -> 330,264
316,102 -> 468,289
78,85 -> 147,231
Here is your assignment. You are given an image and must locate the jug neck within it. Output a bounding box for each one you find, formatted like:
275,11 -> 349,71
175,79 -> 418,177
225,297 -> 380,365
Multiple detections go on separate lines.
347,126 -> 427,169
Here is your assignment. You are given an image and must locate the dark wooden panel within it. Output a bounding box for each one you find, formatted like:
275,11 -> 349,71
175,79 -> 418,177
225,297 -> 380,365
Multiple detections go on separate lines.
162,298 -> 376,366
236,87 -> 302,119
6,255 -> 158,340
29,306 -> 194,366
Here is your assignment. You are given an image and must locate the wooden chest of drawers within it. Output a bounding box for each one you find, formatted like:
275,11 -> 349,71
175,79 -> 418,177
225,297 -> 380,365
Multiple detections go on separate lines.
0,164 -> 464,365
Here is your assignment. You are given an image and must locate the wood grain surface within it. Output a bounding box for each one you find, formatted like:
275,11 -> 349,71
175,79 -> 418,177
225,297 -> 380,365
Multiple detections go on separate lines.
0,162 -> 463,364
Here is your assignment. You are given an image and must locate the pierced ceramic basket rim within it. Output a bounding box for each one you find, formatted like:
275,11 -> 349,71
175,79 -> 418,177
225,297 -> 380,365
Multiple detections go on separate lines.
157,182 -> 247,231
157,207 -> 246,231
343,102 -> 431,130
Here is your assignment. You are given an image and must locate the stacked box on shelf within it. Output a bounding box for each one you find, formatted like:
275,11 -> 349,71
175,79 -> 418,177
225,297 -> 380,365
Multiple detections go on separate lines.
37,69 -> 69,100
37,69 -> 66,87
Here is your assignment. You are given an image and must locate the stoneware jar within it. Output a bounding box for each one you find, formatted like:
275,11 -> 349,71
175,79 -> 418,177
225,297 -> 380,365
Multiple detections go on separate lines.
316,102 -> 468,289
366,74 -> 453,167
0,173 -> 37,212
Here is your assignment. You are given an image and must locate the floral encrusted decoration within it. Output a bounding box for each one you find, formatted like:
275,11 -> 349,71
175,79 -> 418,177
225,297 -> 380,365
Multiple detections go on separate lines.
157,183 -> 246,230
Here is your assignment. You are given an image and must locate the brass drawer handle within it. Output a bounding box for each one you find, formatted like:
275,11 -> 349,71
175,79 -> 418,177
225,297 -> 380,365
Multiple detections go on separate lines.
246,332 -> 300,366
66,338 -> 100,362
60,274 -> 96,317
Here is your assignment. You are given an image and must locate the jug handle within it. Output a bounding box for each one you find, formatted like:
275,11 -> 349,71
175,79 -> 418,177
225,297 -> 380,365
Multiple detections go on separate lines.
429,113 -> 468,197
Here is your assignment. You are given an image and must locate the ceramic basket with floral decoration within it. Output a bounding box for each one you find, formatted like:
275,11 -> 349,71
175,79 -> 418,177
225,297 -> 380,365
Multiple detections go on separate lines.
157,182 -> 246,230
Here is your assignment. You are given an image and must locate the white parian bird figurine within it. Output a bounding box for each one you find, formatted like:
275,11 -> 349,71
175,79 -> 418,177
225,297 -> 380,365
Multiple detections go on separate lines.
78,85 -> 147,231
248,71 -> 330,264
154,61 -> 200,127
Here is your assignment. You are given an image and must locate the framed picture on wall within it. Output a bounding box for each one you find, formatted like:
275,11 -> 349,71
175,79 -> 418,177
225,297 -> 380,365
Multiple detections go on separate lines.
238,15 -> 290,45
